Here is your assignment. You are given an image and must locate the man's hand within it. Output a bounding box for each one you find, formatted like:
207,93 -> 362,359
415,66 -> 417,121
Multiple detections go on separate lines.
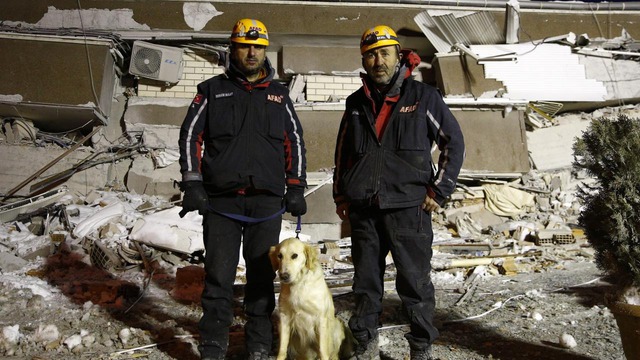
336,202 -> 349,220
284,187 -> 307,216
179,181 -> 208,217
422,195 -> 440,213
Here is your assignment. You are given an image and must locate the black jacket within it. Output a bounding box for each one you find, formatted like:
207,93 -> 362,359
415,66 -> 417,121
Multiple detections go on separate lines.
179,58 -> 307,196
333,51 -> 465,209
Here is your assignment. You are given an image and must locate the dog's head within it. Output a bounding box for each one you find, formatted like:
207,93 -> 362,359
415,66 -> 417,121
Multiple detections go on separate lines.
269,237 -> 319,284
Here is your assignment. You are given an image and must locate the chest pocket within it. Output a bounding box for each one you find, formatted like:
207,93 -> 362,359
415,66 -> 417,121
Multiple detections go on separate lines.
349,111 -> 373,155
396,111 -> 429,151
208,95 -> 238,139
265,99 -> 286,141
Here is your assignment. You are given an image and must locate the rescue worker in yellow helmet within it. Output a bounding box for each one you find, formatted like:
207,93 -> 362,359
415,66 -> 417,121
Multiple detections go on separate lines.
334,24 -> 465,360
179,18 -> 307,360
229,18 -> 270,81
359,24 -> 400,54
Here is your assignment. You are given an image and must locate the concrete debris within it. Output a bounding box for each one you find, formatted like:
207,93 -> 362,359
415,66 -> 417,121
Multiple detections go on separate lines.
0,252 -> 27,273
559,333 -> 578,349
0,187 -> 68,223
129,207 -> 204,254
0,162 -> 597,289
482,184 -> 536,217
72,201 -> 126,239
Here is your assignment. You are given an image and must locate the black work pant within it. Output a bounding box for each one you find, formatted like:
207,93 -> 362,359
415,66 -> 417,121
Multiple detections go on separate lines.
198,193 -> 281,357
348,204 -> 438,350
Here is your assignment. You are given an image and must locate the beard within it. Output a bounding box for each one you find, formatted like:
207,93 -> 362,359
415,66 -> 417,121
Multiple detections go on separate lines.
238,57 -> 264,77
368,62 -> 399,86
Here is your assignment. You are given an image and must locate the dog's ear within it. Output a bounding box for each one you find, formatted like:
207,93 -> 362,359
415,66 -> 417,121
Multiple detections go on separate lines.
304,243 -> 319,271
268,245 -> 279,271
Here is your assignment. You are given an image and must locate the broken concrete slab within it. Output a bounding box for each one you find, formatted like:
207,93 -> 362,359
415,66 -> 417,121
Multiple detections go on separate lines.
0,187 -> 68,223
124,121 -> 180,151
0,252 -> 28,272
0,143 -> 131,199
526,115 -> 590,171
126,155 -> 181,200
124,98 -> 190,127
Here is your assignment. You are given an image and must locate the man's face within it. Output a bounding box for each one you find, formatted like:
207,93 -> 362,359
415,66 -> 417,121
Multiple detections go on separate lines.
362,45 -> 400,86
231,43 -> 266,78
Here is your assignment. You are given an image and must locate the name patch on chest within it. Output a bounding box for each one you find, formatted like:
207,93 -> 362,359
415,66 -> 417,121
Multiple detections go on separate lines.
215,92 -> 234,99
267,94 -> 284,103
399,102 -> 419,113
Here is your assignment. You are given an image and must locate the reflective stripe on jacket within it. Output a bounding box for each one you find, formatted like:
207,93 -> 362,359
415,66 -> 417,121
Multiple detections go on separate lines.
179,59 -> 306,196
334,51 -> 464,209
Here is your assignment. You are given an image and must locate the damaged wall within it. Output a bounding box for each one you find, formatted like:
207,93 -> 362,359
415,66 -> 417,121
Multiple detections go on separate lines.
0,143 -> 132,198
0,37 -> 112,105
1,0 -> 638,201
0,35 -> 115,131
452,107 -> 529,173
432,53 -> 504,98
2,1 -> 638,59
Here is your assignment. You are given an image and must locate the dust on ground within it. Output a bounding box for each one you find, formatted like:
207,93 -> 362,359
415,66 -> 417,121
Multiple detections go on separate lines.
0,238 -> 623,360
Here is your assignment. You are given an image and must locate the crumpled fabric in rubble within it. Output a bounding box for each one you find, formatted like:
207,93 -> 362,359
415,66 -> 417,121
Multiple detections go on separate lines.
482,184 -> 535,217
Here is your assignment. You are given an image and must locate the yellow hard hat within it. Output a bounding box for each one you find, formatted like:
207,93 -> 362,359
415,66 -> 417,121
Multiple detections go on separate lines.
360,25 -> 400,54
231,18 -> 269,46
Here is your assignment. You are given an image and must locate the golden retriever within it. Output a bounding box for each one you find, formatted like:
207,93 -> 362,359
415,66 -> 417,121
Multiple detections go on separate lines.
269,237 -> 353,360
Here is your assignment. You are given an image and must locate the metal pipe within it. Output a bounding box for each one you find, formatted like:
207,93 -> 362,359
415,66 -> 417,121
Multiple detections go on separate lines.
315,0 -> 640,11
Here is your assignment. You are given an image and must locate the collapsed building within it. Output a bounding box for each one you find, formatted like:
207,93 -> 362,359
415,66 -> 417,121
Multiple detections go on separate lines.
1,0 -> 639,286
1,0 -> 639,200
0,1 -> 639,358
1,0 -> 640,272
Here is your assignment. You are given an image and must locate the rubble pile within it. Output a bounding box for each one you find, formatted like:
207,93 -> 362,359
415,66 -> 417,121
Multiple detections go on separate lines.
0,160 -> 602,356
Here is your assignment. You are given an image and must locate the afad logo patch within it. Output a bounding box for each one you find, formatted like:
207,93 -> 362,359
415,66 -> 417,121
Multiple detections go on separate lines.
399,102 -> 419,113
267,94 -> 283,104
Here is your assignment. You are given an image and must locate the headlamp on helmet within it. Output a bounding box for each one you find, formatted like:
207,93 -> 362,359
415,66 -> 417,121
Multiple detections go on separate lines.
360,25 -> 400,55
231,18 -> 269,46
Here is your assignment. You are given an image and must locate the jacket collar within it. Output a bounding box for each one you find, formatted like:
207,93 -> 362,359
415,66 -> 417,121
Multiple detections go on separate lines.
226,57 -> 275,89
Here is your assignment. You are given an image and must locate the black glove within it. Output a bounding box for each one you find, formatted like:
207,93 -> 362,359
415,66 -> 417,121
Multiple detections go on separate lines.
179,181 -> 208,217
284,187 -> 307,216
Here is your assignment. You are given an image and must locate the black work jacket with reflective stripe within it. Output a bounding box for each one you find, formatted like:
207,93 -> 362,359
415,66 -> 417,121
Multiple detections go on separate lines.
178,60 -> 307,196
333,63 -> 465,209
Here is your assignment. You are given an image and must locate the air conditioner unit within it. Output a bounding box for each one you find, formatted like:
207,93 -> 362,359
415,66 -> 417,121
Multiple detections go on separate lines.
129,41 -> 184,84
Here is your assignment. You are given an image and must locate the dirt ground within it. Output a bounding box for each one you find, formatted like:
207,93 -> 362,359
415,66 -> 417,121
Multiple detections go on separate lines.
0,235 -> 625,360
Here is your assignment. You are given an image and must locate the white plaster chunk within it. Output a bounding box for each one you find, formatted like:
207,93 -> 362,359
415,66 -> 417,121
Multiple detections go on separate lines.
1,325 -> 21,344
129,97 -> 191,107
31,324 -> 60,343
153,148 -> 180,168
36,6 -> 150,30
0,94 -> 23,103
73,201 -> 125,238
183,2 -> 223,32
129,207 -> 204,254
63,333 -> 82,350
559,333 -> 578,348
118,328 -> 131,345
